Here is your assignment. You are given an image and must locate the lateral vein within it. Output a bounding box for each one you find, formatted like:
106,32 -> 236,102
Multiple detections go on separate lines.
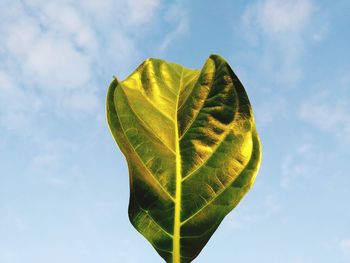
120,86 -> 176,155
114,93 -> 175,202
180,137 -> 256,226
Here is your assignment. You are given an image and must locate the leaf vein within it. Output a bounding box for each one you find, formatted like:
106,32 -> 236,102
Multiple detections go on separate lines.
120,86 -> 176,155
180,136 -> 256,225
115,89 -> 175,202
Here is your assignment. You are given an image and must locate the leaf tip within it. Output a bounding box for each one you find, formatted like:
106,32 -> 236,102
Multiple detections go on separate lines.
209,53 -> 225,61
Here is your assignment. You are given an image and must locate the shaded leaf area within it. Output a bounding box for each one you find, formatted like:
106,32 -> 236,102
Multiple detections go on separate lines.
107,54 -> 262,263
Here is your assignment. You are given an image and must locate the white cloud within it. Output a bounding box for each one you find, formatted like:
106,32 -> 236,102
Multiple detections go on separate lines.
124,0 -> 160,26
299,90 -> 350,143
0,0 -> 190,186
257,0 -> 313,34
158,2 -> 189,52
28,140 -> 78,187
0,70 -> 42,132
25,35 -> 91,89
0,249 -> 17,263
0,1 -> 99,135
339,239 -> 350,254
255,97 -> 287,125
240,0 -> 327,84
42,2 -> 98,52
241,0 -> 315,43
281,143 -> 328,188
0,0 -> 189,136
225,194 -> 280,230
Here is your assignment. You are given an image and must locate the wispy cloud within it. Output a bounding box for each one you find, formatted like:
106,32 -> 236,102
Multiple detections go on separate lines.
299,89 -> 350,143
255,96 -> 288,125
339,238 -> 350,255
0,0 -> 189,138
288,260 -> 307,263
225,194 -> 281,230
0,0 -> 190,197
243,0 -> 313,34
240,0 -> 328,84
0,70 -> 42,132
1,1 -> 101,136
158,1 -> 189,53
123,0 -> 161,26
28,139 -> 78,187
0,249 -> 17,263
281,142 -> 328,188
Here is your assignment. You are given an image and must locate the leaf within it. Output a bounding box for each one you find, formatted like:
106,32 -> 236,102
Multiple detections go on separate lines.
106,54 -> 262,263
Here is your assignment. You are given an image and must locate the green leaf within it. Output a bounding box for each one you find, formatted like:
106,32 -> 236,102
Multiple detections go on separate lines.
106,54 -> 262,263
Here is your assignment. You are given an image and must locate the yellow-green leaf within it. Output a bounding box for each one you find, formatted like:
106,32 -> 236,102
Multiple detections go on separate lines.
106,54 -> 262,263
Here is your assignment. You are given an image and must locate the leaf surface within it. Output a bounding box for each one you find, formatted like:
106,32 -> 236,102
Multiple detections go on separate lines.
107,54 -> 262,263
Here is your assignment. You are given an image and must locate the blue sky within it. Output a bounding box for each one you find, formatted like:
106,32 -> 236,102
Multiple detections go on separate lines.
0,0 -> 349,262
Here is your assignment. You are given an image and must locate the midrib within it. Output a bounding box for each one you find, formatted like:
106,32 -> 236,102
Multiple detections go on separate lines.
173,69 -> 183,263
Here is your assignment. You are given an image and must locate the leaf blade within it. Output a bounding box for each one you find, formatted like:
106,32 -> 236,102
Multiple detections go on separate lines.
107,54 -> 262,263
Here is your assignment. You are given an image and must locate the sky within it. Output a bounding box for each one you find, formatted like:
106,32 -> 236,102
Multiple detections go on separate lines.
0,0 -> 349,262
